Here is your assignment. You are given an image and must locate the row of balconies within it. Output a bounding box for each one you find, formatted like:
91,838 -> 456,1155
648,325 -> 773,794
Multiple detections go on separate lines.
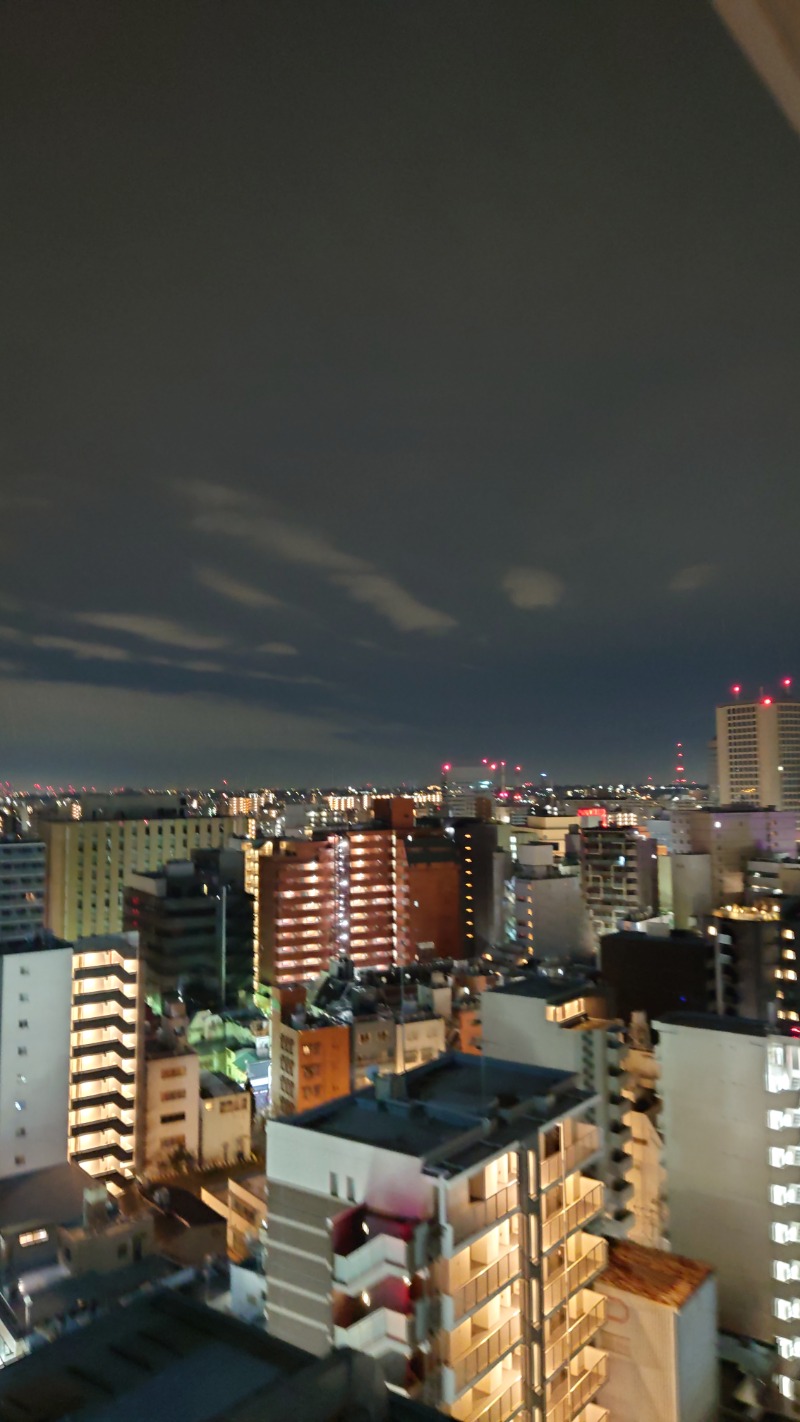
539,1126 -> 601,1191
540,1181 -> 605,1255
545,1347 -> 607,1422
444,1243 -> 521,1326
543,1292 -> 606,1379
542,1236 -> 607,1317
441,1302 -> 522,1402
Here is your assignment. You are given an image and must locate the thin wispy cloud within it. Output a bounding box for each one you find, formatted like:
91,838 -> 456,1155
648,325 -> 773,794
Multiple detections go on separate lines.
195,566 -> 283,609
0,674 -> 352,757
257,641 -> 299,656
669,562 -> 717,593
183,480 -> 457,635
502,567 -> 565,610
77,612 -> 225,651
32,635 -> 133,663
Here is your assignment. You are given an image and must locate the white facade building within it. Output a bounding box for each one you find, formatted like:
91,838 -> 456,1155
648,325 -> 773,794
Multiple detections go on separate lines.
656,1012 -> 800,1413
141,1045 -> 200,1175
595,1240 -> 717,1422
0,934 -> 72,1179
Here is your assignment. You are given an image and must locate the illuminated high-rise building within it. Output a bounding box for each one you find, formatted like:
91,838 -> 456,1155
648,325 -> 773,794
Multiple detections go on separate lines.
257,800 -> 462,986
716,690 -> 800,810
258,828 -> 410,986
68,932 -> 144,1191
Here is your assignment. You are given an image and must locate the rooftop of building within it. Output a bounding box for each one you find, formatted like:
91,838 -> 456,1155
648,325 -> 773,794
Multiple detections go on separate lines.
0,930 -> 72,960
601,1239 -> 713,1309
486,972 -> 597,1005
0,1161 -> 90,1232
199,1070 -> 246,1099
601,928 -> 707,948
654,1011 -> 774,1038
286,1052 -> 592,1174
0,1290 -> 433,1422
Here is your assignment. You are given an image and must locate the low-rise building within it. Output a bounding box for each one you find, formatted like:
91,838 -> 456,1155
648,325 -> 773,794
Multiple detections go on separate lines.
595,1239 -> 717,1422
199,1071 -> 251,1167
140,1040 -> 200,1176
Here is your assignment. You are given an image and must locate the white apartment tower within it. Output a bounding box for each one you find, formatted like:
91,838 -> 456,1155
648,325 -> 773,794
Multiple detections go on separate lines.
0,934 -> 72,1179
68,932 -> 144,1191
716,695 -> 800,811
657,1012 -> 800,1415
267,1053 -> 611,1422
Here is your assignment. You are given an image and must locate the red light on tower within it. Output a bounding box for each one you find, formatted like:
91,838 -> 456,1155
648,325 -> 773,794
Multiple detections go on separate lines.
762,697 -> 773,707
442,763 -> 451,774
783,678 -> 792,689
514,765 -> 521,773
731,684 -> 741,697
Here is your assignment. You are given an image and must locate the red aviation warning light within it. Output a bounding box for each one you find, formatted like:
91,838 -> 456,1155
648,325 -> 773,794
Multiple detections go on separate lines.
762,697 -> 773,707
731,684 -> 741,697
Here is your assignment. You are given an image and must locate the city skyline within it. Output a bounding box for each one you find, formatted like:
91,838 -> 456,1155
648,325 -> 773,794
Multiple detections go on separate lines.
3,1 -> 800,786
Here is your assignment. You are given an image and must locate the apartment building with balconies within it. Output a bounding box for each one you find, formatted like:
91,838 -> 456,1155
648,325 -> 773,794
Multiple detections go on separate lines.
266,1052 -> 611,1422
481,976 -> 635,1240
579,827 -> 658,946
68,932 -> 144,1192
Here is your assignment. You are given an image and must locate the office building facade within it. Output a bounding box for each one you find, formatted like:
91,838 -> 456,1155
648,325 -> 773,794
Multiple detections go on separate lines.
41,812 -> 237,942
716,695 -> 800,811
0,838 -> 46,948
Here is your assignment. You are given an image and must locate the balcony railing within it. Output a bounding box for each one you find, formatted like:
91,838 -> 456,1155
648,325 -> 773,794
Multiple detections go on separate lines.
544,1295 -> 606,1378
448,1245 -> 521,1322
333,1230 -> 417,1290
460,1371 -> 524,1422
540,1127 -> 602,1190
450,1183 -> 519,1248
546,1349 -> 608,1422
541,1183 -> 604,1253
575,1405 -> 610,1422
442,1308 -> 522,1400
542,1238 -> 606,1316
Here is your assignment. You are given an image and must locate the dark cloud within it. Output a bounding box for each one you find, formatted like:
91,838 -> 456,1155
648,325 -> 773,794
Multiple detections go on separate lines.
2,0 -> 800,783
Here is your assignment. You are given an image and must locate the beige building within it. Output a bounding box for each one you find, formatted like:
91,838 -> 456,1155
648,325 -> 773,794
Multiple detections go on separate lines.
715,696 -> 800,811
199,1070 -> 251,1167
140,1042 -> 200,1176
41,813 -> 238,942
69,932 -> 144,1192
267,1054 -> 611,1419
595,1240 -> 717,1422
671,804 -> 796,906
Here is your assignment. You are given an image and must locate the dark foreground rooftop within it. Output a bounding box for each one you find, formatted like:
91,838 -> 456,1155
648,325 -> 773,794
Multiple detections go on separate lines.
0,1290 -> 438,1422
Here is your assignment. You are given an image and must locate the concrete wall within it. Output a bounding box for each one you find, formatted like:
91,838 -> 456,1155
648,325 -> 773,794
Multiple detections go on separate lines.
656,1020 -> 774,1342
0,941 -> 72,1179
200,1088 -> 251,1166
596,1273 -> 717,1422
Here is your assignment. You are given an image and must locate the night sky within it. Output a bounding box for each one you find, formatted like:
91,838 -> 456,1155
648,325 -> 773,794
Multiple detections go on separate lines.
2,1 -> 799,789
